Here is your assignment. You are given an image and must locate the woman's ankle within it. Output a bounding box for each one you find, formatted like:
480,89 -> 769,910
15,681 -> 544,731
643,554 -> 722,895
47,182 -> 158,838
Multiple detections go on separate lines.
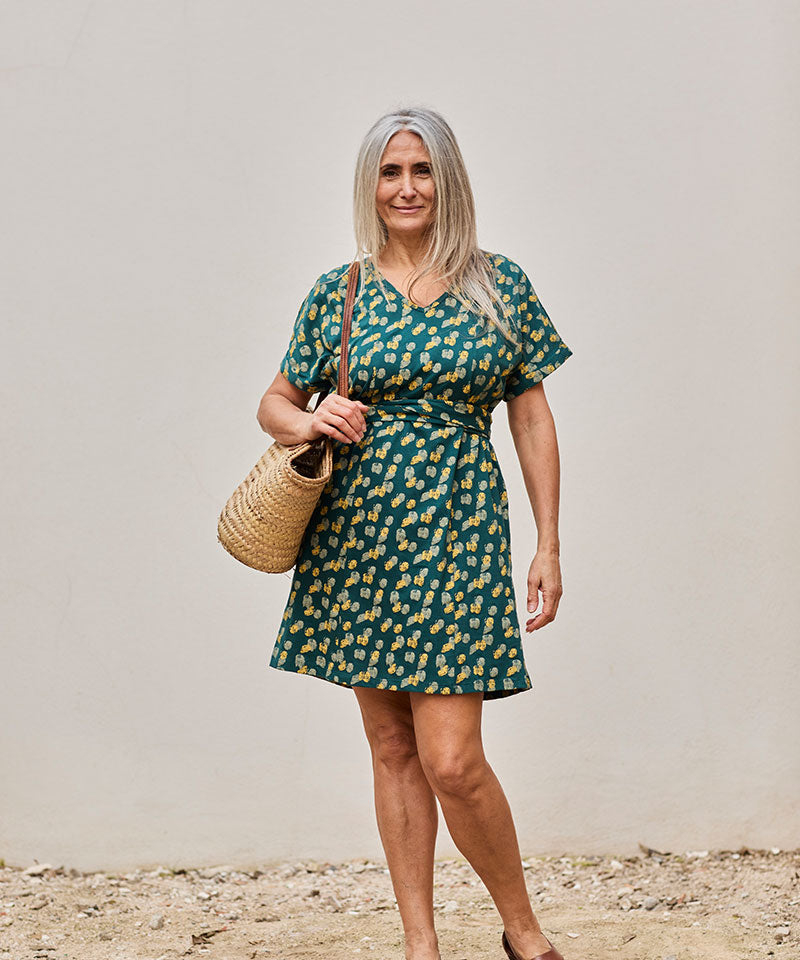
403,928 -> 440,959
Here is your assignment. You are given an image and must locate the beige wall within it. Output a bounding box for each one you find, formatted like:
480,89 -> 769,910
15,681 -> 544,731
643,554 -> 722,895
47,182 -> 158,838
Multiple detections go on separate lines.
1,1 -> 798,872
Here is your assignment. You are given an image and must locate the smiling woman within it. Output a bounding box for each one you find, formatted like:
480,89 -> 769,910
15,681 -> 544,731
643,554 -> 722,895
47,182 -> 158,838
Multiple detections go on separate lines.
374,134 -> 447,306
256,105 -> 573,960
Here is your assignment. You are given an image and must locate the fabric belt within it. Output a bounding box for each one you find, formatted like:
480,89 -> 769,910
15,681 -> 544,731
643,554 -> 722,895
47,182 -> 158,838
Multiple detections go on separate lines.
362,397 -> 492,441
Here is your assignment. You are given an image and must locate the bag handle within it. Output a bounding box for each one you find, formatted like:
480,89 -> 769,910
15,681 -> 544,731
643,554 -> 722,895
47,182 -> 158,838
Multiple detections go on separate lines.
312,259 -> 360,411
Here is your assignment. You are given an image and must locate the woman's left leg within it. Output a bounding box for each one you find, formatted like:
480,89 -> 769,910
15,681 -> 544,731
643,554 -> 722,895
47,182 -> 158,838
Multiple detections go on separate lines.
409,691 -> 553,959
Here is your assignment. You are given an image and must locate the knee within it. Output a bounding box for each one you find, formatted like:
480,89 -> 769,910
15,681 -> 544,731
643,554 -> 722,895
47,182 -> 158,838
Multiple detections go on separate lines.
368,722 -> 419,771
421,752 -> 486,799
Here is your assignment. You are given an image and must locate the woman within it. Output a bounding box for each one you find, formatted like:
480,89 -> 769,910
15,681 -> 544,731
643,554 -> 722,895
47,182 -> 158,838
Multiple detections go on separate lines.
257,107 -> 573,960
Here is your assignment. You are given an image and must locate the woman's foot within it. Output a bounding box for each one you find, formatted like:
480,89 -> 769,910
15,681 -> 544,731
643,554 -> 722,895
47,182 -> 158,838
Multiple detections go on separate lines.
503,923 -> 556,958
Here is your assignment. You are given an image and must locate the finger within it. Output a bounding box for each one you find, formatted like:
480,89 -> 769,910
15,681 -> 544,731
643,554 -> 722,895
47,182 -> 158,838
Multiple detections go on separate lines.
316,418 -> 360,445
526,592 -> 561,631
353,407 -> 368,431
330,396 -> 368,435
526,612 -> 551,632
329,412 -> 363,444
526,605 -> 551,630
347,401 -> 368,432
350,399 -> 369,430
317,398 -> 362,443
346,403 -> 369,437
539,591 -> 559,621
527,588 -> 540,615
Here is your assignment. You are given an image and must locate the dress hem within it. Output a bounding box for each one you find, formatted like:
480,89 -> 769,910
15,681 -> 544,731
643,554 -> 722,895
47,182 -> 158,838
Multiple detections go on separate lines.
268,660 -> 533,701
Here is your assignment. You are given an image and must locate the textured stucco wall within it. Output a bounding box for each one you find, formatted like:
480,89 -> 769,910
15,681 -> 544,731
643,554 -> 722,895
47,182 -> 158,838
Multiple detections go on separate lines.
1,0 -> 798,871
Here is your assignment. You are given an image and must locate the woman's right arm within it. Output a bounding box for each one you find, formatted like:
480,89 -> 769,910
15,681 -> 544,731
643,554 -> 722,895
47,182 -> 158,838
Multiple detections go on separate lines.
257,374 -> 369,446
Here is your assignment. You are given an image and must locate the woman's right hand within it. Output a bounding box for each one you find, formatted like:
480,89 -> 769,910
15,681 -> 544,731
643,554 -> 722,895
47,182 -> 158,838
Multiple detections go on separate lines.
305,394 -> 371,445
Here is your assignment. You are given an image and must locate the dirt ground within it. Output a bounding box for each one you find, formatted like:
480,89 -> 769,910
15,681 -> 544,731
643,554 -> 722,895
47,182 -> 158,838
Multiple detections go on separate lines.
0,846 -> 797,960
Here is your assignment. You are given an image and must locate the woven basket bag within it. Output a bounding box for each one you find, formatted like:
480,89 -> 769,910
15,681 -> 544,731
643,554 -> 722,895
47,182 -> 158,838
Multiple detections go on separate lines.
217,260 -> 360,573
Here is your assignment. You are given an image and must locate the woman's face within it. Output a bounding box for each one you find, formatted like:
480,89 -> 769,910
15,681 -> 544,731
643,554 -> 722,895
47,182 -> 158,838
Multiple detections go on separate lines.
375,130 -> 436,240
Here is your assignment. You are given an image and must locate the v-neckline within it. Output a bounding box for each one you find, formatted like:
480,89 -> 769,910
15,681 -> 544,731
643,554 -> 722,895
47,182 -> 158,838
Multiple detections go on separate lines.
370,259 -> 450,312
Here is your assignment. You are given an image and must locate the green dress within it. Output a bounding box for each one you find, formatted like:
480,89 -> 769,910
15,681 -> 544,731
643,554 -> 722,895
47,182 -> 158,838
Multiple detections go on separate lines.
269,252 -> 573,700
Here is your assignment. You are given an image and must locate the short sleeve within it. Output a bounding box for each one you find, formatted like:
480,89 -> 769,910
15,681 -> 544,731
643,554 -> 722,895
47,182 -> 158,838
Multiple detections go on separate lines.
278,266 -> 346,394
502,264 -> 573,402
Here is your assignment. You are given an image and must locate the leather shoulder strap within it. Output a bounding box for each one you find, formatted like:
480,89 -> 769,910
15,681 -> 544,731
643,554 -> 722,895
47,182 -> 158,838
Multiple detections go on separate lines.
338,260 -> 360,397
312,259 -> 360,409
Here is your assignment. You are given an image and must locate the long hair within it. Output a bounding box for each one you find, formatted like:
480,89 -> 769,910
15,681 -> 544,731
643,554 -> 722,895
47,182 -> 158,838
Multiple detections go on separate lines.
352,105 -> 518,343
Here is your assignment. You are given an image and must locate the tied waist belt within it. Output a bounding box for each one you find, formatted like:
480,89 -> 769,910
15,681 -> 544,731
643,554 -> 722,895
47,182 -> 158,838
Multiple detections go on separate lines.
362,397 -> 492,440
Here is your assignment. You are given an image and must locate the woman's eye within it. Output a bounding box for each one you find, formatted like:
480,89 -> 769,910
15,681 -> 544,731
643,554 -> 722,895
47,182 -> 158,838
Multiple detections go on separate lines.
382,167 -> 431,177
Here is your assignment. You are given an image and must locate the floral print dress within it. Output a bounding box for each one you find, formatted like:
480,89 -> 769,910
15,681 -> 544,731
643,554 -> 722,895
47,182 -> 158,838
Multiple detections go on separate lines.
268,252 -> 573,700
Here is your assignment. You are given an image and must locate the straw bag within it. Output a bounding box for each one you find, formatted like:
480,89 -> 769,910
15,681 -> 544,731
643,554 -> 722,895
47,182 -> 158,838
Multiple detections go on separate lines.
217,260 -> 360,573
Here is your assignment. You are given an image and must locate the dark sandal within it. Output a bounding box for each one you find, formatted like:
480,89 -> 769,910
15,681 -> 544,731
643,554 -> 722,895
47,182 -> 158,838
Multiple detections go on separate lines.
502,928 -> 565,960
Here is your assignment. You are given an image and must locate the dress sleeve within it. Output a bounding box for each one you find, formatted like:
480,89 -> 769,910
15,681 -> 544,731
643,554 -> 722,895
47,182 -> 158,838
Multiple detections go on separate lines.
278,272 -> 337,394
502,267 -> 573,402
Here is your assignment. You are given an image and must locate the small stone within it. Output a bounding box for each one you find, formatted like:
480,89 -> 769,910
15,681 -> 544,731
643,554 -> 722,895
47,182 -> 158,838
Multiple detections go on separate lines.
643,896 -> 659,910
617,885 -> 635,897
619,897 -> 632,911
149,914 -> 164,930
23,864 -> 54,876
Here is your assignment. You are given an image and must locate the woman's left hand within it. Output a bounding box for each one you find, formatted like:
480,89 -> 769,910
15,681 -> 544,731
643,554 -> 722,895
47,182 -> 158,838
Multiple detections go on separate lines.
525,551 -> 563,633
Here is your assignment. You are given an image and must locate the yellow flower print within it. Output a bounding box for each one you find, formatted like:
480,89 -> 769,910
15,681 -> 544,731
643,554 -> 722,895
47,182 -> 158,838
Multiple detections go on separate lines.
270,252 -> 570,702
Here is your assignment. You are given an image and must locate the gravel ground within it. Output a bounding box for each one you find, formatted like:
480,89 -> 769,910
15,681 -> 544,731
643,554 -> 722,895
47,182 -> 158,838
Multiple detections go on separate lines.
0,846 -> 797,959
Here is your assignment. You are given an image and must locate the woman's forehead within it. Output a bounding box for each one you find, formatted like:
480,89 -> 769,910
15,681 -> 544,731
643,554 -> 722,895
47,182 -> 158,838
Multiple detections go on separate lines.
381,130 -> 429,162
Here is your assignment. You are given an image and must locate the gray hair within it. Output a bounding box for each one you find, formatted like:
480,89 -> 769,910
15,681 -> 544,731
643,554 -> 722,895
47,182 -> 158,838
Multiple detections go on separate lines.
351,105 -> 517,341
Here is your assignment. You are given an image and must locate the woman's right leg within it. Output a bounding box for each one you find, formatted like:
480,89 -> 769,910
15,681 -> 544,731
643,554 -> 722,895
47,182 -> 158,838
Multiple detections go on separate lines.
353,687 -> 441,960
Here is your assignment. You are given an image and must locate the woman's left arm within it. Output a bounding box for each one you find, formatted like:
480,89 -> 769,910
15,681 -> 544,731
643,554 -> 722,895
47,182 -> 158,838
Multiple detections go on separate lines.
506,382 -> 564,634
